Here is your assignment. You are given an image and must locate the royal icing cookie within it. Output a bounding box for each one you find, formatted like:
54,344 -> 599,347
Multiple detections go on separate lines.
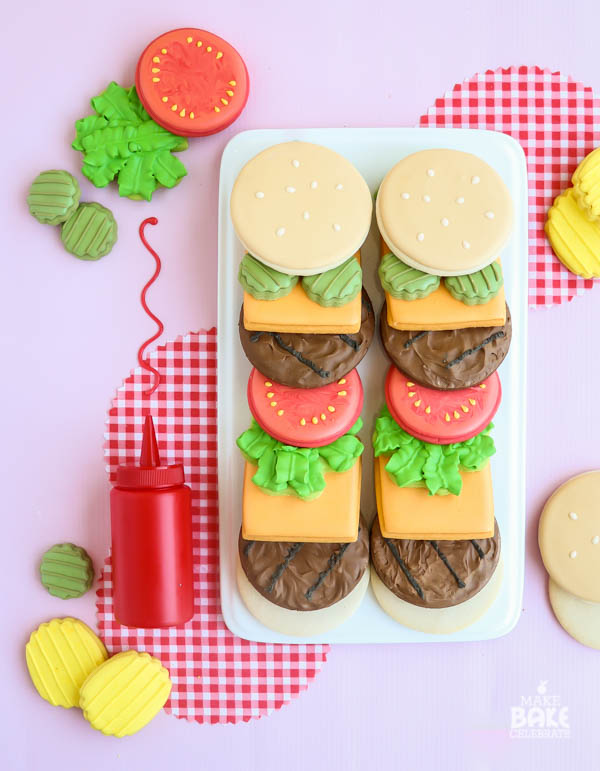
385,366 -> 501,444
380,302 -> 512,390
27,170 -> 80,226
378,252 -> 440,300
444,263 -> 504,306
79,650 -> 171,737
238,290 -> 374,388
136,28 -> 249,138
545,187 -> 600,278
376,149 -> 513,276
40,543 -> 94,599
61,202 -> 118,260
539,471 -> 600,603
371,517 -> 500,609
238,253 -> 298,300
230,142 -> 372,276
26,618 -> 108,708
301,258 -> 362,307
572,147 -> 600,222
246,367 -> 363,448
548,578 -> 600,650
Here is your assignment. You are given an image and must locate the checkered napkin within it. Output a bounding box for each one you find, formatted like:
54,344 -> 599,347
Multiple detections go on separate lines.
418,65 -> 600,307
96,330 -> 328,724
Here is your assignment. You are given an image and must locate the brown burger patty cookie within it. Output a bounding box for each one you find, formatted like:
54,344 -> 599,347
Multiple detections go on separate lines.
239,517 -> 370,611
380,303 -> 512,390
239,290 -> 375,388
370,517 -> 500,609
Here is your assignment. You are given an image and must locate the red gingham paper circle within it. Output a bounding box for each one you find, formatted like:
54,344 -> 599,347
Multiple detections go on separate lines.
418,65 -> 600,307
96,330 -> 328,724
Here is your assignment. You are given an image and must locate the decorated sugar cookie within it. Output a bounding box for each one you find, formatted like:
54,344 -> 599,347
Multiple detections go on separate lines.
545,188 -> 600,278
572,147 -> 600,222
230,141 -> 372,276
238,290 -> 375,388
79,650 -> 172,737
539,471 -> 600,603
27,170 -> 80,225
444,263 -> 504,306
380,302 -> 512,390
370,518 -> 502,633
40,543 -> 94,599
378,252 -> 440,300
61,202 -> 117,260
376,149 -> 513,276
384,366 -> 501,444
237,517 -> 370,635
136,28 -> 249,138
246,367 -> 363,447
26,618 -> 107,708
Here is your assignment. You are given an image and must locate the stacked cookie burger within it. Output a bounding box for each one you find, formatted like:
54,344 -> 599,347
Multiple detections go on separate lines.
230,141 -> 374,635
371,148 -> 513,633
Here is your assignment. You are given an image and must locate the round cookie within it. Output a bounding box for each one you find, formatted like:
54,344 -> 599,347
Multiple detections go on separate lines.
61,202 -> 117,260
247,366 -> 363,448
237,518 -> 370,635
40,543 -> 94,599
239,290 -> 375,388
79,650 -> 171,737
539,471 -> 600,603
572,147 -> 600,222
545,187 -> 600,278
378,252 -> 440,300
26,618 -> 108,708
380,302 -> 512,390
384,365 -> 501,444
548,577 -> 600,650
444,262 -> 503,306
376,149 -> 513,276
136,28 -> 249,138
238,253 -> 298,300
27,170 -> 81,225
301,257 -> 362,307
230,141 -> 372,276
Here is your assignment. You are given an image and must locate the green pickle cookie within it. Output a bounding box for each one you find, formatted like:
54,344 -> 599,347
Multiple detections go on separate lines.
238,253 -> 298,300
302,258 -> 362,308
40,543 -> 94,599
61,202 -> 117,260
27,170 -> 81,226
378,252 -> 440,300
444,263 -> 503,306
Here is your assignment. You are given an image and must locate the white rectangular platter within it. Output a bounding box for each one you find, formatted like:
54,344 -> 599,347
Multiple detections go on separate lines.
218,127 -> 527,643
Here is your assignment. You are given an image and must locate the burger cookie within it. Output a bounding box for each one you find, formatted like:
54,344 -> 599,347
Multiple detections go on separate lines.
370,517 -> 502,634
380,302 -> 512,390
237,368 -> 364,542
376,149 -> 513,331
231,141 -> 372,335
239,290 -> 375,388
238,517 -> 370,635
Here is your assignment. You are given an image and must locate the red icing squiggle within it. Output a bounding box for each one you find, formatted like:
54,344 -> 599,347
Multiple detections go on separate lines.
137,217 -> 164,396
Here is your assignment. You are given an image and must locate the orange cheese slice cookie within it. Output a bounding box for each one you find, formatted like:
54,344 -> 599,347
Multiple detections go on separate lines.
242,460 -> 361,542
380,240 -> 506,331
243,253 -> 362,334
375,457 -> 494,540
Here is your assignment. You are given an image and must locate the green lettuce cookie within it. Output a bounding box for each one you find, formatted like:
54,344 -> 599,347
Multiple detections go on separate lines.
378,252 -> 440,300
237,418 -> 364,499
238,254 -> 298,300
444,263 -> 503,306
27,170 -> 81,226
302,258 -> 362,307
61,202 -> 117,260
372,406 -> 495,496
40,543 -> 94,599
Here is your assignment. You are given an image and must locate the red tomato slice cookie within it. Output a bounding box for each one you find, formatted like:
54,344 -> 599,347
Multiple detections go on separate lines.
385,365 -> 501,445
247,368 -> 363,448
136,28 -> 249,137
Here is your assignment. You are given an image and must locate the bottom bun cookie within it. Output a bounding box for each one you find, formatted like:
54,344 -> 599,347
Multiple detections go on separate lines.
370,560 -> 503,634
237,558 -> 369,636
548,577 -> 600,650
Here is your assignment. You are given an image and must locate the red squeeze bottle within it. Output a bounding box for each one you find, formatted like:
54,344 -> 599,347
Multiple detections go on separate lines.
110,415 -> 194,628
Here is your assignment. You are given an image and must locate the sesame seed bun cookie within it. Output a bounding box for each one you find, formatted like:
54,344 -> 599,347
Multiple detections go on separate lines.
230,142 -> 372,276
376,149 -> 513,276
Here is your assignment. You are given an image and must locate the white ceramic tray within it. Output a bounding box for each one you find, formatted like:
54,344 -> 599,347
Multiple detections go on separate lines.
218,127 -> 527,643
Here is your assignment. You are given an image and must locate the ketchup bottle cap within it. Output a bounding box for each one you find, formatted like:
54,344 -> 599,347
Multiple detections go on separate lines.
115,415 -> 185,489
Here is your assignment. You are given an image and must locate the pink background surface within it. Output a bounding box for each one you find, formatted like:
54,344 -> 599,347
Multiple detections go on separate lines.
4,0 -> 600,767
